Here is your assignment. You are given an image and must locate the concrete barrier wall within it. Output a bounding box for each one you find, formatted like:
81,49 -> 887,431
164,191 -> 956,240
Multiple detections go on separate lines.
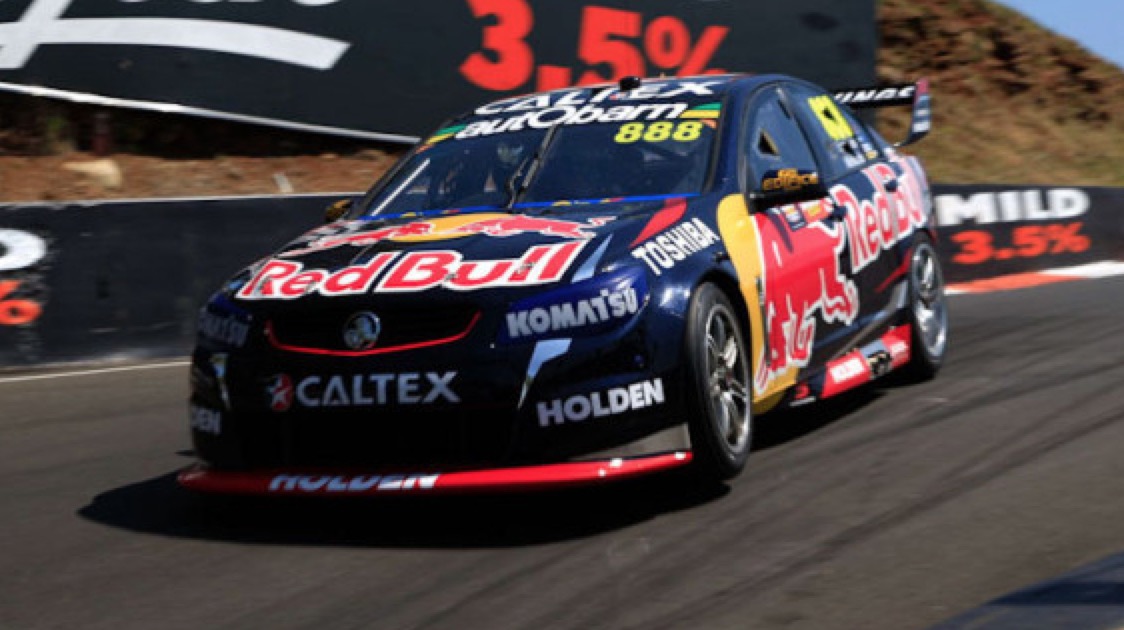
1,185 -> 1121,367
0,195 -> 331,367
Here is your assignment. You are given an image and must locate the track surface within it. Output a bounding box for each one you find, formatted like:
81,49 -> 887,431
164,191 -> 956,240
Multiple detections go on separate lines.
2,277 -> 1123,630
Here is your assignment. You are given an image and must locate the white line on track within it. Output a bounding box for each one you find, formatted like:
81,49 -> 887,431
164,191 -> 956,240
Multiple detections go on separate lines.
1041,260 -> 1124,278
946,259 -> 1124,295
0,360 -> 190,385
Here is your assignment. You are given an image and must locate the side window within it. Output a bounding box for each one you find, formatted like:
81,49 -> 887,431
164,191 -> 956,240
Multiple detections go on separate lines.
744,88 -> 818,188
788,84 -> 872,177
840,107 -> 881,163
860,118 -> 895,154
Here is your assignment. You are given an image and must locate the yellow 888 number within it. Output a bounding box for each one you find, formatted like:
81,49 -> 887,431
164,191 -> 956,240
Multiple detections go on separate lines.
615,121 -> 704,144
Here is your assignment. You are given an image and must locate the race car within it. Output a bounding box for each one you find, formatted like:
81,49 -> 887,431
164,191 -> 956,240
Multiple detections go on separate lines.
179,73 -> 947,495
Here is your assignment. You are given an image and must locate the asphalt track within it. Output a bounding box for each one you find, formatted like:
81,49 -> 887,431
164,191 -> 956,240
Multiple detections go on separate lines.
1,276 -> 1123,630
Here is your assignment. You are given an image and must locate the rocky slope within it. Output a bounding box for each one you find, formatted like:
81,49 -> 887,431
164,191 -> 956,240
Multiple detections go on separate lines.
877,0 -> 1124,184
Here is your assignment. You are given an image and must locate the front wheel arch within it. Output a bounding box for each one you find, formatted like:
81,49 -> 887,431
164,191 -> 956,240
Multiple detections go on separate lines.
902,231 -> 949,381
683,281 -> 753,482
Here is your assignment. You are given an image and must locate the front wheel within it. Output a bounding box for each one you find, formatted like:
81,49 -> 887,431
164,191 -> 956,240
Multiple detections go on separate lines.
903,233 -> 949,381
684,283 -> 752,482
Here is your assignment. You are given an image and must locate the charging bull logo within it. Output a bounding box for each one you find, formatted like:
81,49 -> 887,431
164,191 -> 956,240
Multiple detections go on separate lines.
753,206 -> 859,395
446,215 -> 613,239
717,159 -> 930,401
282,214 -> 612,258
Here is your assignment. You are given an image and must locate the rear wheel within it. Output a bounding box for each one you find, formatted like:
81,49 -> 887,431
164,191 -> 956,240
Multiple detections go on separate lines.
903,233 -> 949,380
684,283 -> 752,482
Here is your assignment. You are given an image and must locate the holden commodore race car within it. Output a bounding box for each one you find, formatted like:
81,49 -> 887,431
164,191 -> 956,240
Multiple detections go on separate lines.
179,74 -> 947,496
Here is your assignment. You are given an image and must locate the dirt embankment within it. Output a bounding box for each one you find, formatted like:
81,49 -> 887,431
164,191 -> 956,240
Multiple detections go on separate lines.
0,95 -> 397,202
2,0 -> 1124,203
878,0 -> 1124,184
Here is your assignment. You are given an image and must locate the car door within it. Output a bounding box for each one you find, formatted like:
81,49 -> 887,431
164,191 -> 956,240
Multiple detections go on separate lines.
783,82 -> 908,357
740,85 -> 860,400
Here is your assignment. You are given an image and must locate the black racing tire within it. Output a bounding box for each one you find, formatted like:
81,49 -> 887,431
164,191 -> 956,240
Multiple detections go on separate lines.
684,283 -> 752,482
902,232 -> 949,381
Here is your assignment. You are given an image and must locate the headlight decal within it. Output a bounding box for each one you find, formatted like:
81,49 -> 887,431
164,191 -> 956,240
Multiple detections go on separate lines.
516,235 -> 610,409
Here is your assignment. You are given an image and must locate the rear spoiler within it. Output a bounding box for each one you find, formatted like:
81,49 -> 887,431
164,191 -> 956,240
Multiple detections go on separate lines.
832,78 -> 931,147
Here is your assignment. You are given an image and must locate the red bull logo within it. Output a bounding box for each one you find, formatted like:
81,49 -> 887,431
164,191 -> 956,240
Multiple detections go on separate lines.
753,206 -> 859,395
714,158 -> 930,405
282,214 -> 613,258
833,160 -> 928,274
237,242 -> 586,299
751,158 -> 928,395
446,215 -> 612,239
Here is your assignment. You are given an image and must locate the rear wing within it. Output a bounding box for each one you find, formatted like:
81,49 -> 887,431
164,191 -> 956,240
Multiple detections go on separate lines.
831,79 -> 931,147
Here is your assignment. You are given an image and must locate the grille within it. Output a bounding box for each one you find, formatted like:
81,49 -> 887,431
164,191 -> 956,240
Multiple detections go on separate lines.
267,305 -> 479,355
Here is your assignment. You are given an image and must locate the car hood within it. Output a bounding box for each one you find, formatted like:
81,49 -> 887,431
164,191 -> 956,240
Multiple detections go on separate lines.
252,196 -> 674,285
221,194 -> 719,315
288,200 -> 692,258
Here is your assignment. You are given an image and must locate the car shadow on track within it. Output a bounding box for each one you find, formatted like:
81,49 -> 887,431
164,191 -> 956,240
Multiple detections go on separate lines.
79,383 -> 892,549
754,386 -> 885,451
77,468 -> 729,549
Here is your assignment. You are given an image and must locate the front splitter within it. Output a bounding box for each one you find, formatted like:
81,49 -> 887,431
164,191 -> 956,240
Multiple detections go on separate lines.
177,451 -> 693,495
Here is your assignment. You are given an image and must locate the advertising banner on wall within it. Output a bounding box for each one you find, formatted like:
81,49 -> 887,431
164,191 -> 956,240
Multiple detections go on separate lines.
0,0 -> 877,141
933,185 -> 1124,282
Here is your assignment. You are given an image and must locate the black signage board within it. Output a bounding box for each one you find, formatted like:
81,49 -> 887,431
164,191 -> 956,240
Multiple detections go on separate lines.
933,185 -> 1124,283
0,0 -> 877,141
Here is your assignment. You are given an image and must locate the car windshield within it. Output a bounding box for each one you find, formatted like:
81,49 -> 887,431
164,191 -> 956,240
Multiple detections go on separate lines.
360,101 -> 720,217
521,118 -> 716,203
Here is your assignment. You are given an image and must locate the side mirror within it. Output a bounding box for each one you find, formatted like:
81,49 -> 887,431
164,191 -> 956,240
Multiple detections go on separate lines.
325,198 -> 353,223
750,169 -> 827,207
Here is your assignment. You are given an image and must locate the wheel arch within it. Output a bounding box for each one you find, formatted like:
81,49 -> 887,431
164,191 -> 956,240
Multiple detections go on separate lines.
696,268 -> 754,351
681,278 -> 754,482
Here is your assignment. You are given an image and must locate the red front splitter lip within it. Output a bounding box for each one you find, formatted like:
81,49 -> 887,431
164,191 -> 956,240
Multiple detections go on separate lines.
177,451 -> 693,496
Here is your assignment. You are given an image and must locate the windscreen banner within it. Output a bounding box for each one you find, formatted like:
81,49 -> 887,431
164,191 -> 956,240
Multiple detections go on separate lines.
0,0 -> 877,141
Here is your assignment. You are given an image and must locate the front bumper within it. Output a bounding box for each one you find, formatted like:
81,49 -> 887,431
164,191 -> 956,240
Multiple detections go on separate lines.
178,451 -> 692,495
190,273 -> 692,473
